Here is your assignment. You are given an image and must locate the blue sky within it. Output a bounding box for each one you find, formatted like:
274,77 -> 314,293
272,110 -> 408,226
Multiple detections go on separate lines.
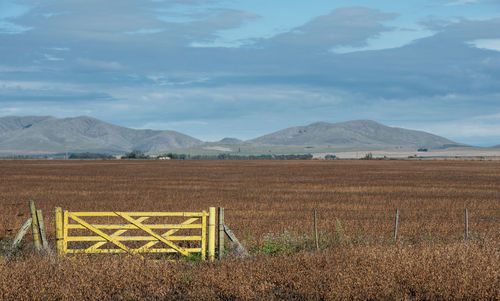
1,0 -> 499,145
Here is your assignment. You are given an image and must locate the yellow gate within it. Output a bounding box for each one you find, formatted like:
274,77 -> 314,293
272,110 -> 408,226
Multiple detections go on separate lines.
55,207 -> 216,261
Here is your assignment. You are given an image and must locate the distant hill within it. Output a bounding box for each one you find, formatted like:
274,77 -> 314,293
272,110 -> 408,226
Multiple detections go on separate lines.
0,116 -> 202,155
0,117 -> 470,156
248,120 -> 465,150
218,137 -> 243,144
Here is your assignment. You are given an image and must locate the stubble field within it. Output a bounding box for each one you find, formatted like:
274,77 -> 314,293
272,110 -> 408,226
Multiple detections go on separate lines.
0,159 -> 499,300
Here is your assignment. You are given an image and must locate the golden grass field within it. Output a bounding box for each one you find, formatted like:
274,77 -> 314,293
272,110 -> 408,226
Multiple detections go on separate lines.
0,159 -> 499,300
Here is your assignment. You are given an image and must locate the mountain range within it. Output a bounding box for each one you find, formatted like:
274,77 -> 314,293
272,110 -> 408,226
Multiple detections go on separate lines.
0,115 -> 471,156
0,116 -> 201,155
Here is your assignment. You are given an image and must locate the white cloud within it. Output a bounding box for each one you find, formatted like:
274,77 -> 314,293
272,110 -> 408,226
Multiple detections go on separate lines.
445,0 -> 479,6
44,54 -> 64,61
0,104 -> 92,117
47,47 -> 70,51
75,58 -> 126,71
0,107 -> 22,115
140,120 -> 208,130
331,27 -> 435,53
468,39 -> 500,52
146,74 -> 210,86
0,80 -> 78,90
262,7 -> 398,50
0,65 -> 40,72
412,113 -> 500,140
42,11 -> 70,18
0,20 -> 32,34
125,28 -> 165,35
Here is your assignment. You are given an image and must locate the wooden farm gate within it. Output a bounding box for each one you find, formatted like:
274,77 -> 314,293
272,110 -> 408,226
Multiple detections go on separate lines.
55,207 -> 217,261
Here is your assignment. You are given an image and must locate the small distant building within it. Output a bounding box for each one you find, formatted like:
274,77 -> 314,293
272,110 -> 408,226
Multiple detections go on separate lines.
158,156 -> 171,160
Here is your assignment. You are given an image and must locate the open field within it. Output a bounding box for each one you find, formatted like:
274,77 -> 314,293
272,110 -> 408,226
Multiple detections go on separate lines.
329,147 -> 500,159
0,159 -> 499,299
164,143 -> 500,159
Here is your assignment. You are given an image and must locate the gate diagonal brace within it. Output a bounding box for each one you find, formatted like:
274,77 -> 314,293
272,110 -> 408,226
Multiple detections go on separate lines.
68,213 -> 144,260
137,217 -> 199,252
115,212 -> 190,257
86,216 -> 150,252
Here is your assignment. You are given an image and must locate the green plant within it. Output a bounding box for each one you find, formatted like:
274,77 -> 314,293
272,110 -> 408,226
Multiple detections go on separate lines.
179,253 -> 203,263
319,231 -> 330,249
259,231 -> 308,255
334,218 -> 344,244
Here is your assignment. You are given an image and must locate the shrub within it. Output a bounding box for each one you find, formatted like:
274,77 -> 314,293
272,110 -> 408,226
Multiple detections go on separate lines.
121,150 -> 149,159
361,152 -> 373,160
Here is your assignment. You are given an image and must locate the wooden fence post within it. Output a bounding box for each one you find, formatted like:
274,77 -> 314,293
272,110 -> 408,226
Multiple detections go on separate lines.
465,208 -> 469,241
314,209 -> 319,250
218,207 -> 224,259
29,200 -> 41,251
394,208 -> 399,241
11,218 -> 32,249
36,209 -> 50,253
55,207 -> 63,256
5,218 -> 32,259
208,207 -> 216,262
223,225 -> 250,257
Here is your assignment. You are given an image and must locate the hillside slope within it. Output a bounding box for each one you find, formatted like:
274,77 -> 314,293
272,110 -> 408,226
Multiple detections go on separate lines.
0,116 -> 202,155
248,120 -> 464,149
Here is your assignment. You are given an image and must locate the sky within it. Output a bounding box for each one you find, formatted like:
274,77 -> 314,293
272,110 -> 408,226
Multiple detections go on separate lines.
0,0 -> 499,146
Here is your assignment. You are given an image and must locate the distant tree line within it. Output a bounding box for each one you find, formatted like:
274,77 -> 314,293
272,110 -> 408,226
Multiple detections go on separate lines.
69,152 -> 114,159
162,153 -> 188,160
121,150 -> 149,159
158,153 -> 314,160
1,151 -> 315,160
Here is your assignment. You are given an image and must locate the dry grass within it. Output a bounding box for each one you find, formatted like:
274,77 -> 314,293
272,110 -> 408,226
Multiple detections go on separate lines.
0,242 -> 498,300
0,159 -> 499,299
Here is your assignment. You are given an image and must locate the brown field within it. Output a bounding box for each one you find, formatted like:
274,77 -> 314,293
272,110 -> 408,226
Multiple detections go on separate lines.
0,159 -> 499,300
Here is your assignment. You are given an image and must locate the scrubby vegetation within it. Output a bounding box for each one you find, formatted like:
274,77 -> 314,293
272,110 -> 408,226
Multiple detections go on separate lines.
1,241 -> 498,300
121,150 -> 149,159
159,153 -> 314,160
69,152 -> 114,159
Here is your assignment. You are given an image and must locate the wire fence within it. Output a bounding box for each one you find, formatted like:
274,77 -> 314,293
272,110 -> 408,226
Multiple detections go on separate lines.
220,207 -> 500,242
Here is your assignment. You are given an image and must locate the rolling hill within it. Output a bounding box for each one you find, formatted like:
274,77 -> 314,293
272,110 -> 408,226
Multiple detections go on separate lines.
0,116 -> 202,155
0,117 -> 470,156
248,120 -> 464,150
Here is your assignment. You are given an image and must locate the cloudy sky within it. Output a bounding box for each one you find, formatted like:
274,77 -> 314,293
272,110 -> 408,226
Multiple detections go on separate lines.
1,0 -> 499,145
